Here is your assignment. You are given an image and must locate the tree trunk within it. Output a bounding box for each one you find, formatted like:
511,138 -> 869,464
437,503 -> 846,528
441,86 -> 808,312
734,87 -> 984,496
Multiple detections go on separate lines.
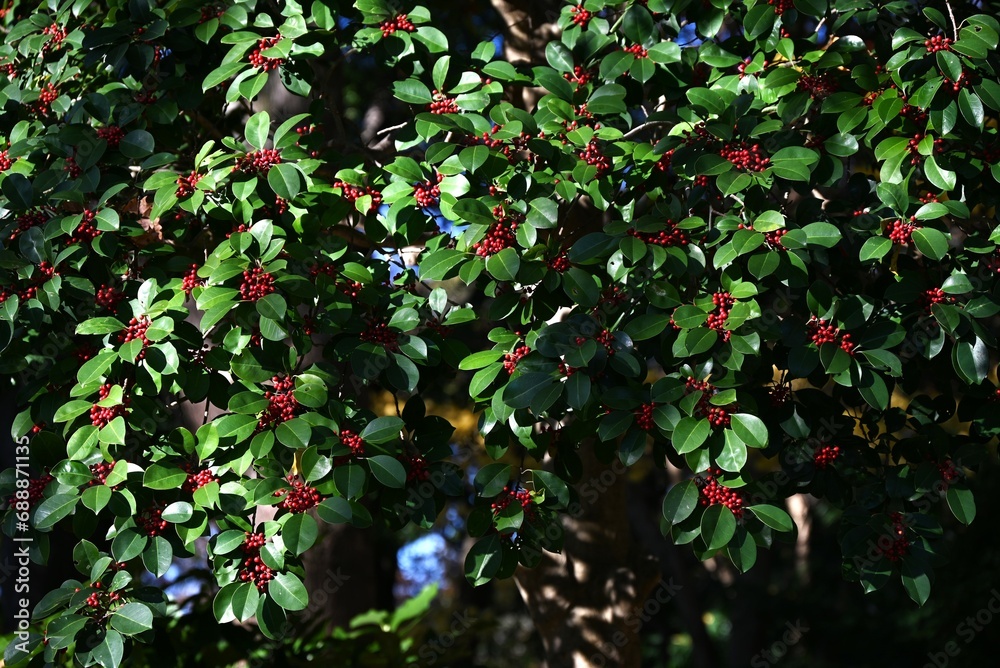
514,449 -> 660,667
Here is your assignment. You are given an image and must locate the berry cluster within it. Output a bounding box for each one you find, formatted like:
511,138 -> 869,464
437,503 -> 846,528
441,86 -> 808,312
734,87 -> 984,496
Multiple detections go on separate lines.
887,218 -> 917,244
797,73 -> 838,100
97,125 -> 124,148
696,469 -> 745,519
118,316 -> 151,359
273,196 -> 288,215
906,133 -> 944,164
10,209 -> 48,240
579,140 -> 612,176
557,360 -> 578,377
35,83 -> 58,114
570,4 -> 592,27
634,403 -> 656,431
813,444 -> 841,469
405,455 -> 430,482
685,377 -> 734,428
42,23 -> 67,52
564,65 -> 593,87
14,472 -> 53,508
333,180 -> 383,212
70,209 -> 100,245
862,89 -> 882,106
199,4 -> 225,23
175,171 -> 203,197
95,284 -> 123,310
84,582 -> 123,613
765,228 -> 787,250
89,460 -> 117,486
64,154 -> 82,178
547,253 -> 571,273
937,459 -> 961,485
925,35 -> 953,53
234,148 -> 281,174
491,485 -> 535,517
628,224 -> 689,247
360,319 -> 399,350
877,512 -> 910,562
473,220 -> 517,256
273,476 -> 322,513
239,532 -> 275,592
182,264 -> 202,295
767,0 -> 794,14
338,429 -> 366,457
380,14 -> 416,37
137,505 -> 168,537
918,288 -> 953,313
182,464 -> 217,493
90,384 -> 130,428
503,345 -> 530,374
0,60 -> 14,79
705,292 -> 734,341
257,375 -> 298,431
623,44 -> 648,58
240,267 -> 276,301
248,36 -> 283,71
0,149 -> 13,172
807,317 -> 856,355
769,384 -> 791,407
595,328 -> 616,355
428,92 -> 460,115
413,172 -> 444,207
719,141 -> 770,172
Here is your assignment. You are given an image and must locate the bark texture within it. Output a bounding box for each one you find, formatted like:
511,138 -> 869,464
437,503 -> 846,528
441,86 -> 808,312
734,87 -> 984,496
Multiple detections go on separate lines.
514,449 -> 661,667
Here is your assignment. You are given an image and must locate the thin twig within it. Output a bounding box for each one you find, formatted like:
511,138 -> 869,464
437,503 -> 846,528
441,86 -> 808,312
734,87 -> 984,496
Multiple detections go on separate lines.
620,120 -> 672,140
373,121 -> 408,139
944,0 -> 959,40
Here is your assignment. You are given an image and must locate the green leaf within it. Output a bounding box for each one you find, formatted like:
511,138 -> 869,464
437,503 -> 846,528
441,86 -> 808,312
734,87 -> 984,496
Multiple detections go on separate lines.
317,496 -> 353,524
486,247 -> 520,281
92,629 -> 124,668
701,504 -> 737,551
731,414 -> 768,448
475,462 -> 511,497
952,338 -> 988,385
859,236 -> 892,262
802,222 -> 842,247
946,486 -> 975,525
142,535 -> 173,577
503,372 -> 556,409
747,504 -> 794,532
459,350 -> 503,370
268,163 -> 301,200
245,110 -> 270,149
161,501 -> 193,523
360,416 -> 404,444
34,494 -> 78,530
268,572 -> 309,611
624,314 -> 668,340
111,529 -> 147,562
464,533 -> 503,586
143,464 -> 188,490
420,249 -> 466,281
120,130 -> 154,158
2,173 -> 33,209
662,479 -> 699,525
911,227 -> 950,261
368,454 -> 407,489
672,417 -> 711,454
282,513 -> 318,555
923,156 -> 956,192
110,603 -> 153,635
